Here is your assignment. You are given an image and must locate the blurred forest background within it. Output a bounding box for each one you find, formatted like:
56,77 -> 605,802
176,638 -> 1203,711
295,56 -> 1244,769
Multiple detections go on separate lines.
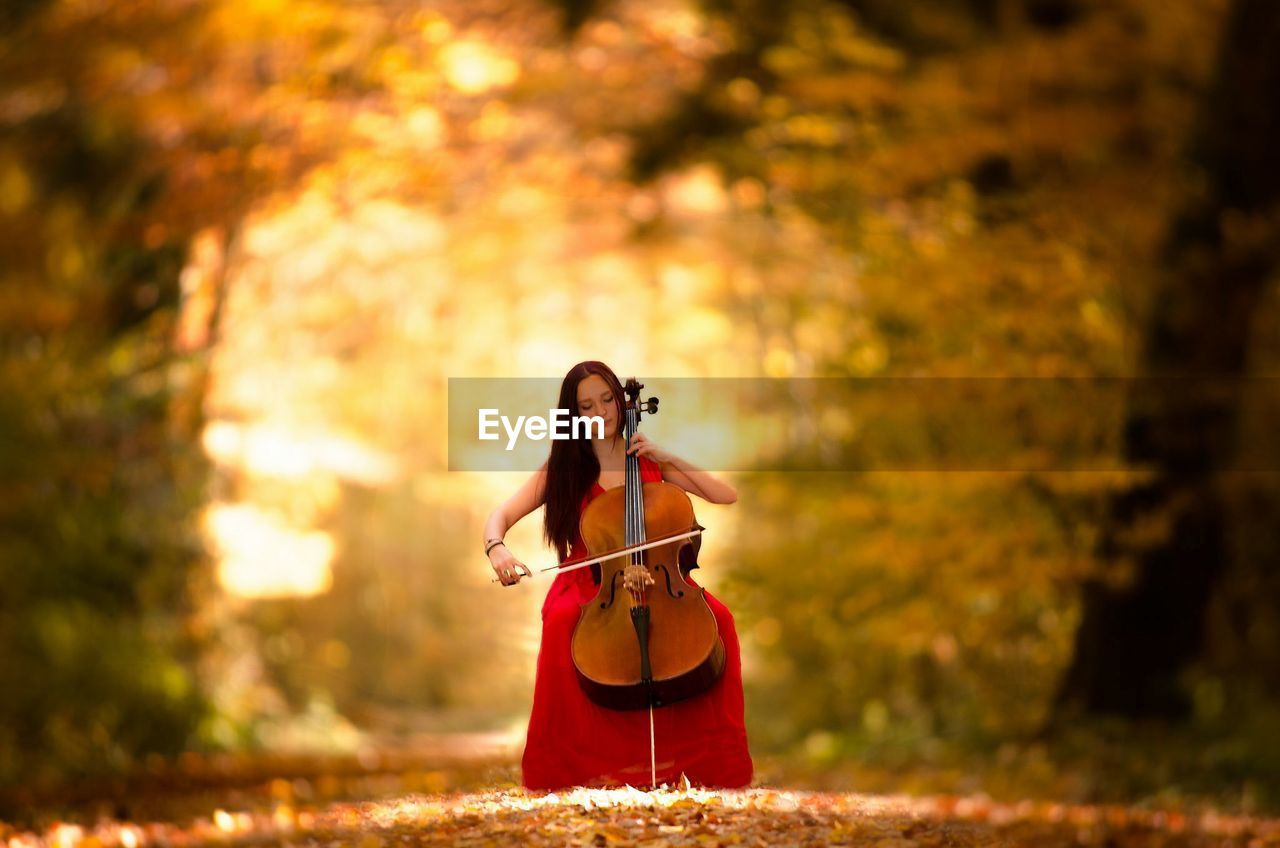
3,0 -> 1279,820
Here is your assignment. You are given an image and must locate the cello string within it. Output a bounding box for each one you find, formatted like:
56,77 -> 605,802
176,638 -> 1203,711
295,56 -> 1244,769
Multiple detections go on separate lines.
637,405 -> 656,787
626,407 -> 635,597
629,395 -> 657,784
634,406 -> 647,602
629,405 -> 646,602
628,407 -> 633,552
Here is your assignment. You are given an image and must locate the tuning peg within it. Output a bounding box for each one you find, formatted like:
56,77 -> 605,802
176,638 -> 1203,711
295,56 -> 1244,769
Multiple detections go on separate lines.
643,396 -> 659,414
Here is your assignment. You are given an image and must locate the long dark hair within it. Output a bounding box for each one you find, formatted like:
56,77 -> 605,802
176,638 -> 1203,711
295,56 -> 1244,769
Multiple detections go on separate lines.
543,360 -> 626,562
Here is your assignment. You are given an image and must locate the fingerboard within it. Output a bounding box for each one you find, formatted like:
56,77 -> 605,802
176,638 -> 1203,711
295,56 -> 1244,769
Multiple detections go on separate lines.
624,405 -> 646,563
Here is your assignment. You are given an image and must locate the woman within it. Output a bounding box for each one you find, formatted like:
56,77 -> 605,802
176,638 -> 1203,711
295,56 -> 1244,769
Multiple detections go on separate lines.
483,360 -> 753,790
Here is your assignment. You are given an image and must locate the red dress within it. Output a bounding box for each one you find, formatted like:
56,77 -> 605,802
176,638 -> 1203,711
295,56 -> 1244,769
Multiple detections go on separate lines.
520,456 -> 754,790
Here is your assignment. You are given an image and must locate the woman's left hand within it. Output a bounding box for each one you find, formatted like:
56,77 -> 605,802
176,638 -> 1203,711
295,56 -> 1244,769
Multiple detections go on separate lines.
626,431 -> 673,464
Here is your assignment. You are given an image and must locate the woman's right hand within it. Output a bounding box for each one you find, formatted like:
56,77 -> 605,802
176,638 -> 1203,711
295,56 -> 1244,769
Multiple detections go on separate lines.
490,544 -> 532,586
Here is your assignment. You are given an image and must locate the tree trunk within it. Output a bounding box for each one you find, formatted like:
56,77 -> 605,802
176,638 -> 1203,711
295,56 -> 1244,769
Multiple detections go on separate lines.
1050,0 -> 1280,722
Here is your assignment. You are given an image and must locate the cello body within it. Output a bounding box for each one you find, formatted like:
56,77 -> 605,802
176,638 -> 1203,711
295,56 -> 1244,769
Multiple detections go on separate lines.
570,381 -> 726,711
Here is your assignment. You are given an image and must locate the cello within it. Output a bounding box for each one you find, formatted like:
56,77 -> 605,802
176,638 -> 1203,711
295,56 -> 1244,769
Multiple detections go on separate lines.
570,378 -> 727,724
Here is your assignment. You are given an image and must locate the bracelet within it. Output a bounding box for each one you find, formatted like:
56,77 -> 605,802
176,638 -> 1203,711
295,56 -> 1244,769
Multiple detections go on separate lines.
485,539 -> 506,557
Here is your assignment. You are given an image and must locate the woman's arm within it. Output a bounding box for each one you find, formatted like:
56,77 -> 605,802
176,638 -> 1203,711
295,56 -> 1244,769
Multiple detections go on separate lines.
483,466 -> 546,585
659,456 -> 737,505
626,432 -> 737,505
483,465 -> 547,547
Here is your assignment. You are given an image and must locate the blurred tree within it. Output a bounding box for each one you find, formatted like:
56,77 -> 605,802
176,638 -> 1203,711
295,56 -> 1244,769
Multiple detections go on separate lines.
1050,0 -> 1280,721
0,0 -> 259,790
541,0 -> 1101,181
555,0 -> 1255,765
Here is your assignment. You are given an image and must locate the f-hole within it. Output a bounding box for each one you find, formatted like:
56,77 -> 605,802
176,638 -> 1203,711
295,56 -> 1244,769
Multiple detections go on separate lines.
654,564 -> 685,599
600,570 -> 624,609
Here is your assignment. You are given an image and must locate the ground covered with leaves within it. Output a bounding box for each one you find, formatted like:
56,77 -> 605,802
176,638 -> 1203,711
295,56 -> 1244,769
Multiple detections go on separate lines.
5,780 -> 1279,848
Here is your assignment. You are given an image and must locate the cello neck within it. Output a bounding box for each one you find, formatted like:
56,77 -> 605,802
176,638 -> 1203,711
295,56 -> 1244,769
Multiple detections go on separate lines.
624,403 -> 646,557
